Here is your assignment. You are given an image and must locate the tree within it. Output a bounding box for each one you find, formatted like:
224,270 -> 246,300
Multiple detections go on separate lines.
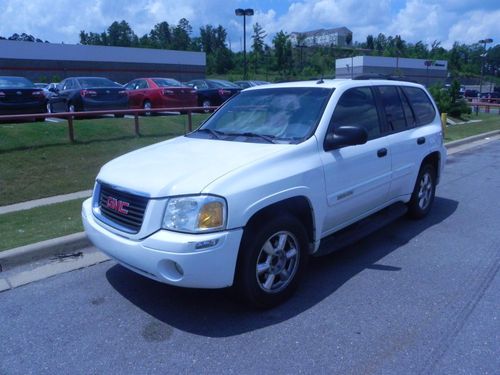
149,22 -> 172,49
106,20 -> 137,47
171,18 -> 192,50
251,23 -> 267,74
273,31 -> 292,75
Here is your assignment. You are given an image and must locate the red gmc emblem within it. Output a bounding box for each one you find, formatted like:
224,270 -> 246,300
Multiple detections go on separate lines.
106,197 -> 130,214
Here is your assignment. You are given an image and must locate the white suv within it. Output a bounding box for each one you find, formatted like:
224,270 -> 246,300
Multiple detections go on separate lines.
82,78 -> 446,307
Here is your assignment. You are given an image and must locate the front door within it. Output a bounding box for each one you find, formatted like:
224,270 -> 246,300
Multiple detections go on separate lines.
320,86 -> 392,236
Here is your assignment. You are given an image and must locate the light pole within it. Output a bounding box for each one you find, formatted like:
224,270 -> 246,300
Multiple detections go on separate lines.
478,38 -> 493,96
235,8 -> 254,80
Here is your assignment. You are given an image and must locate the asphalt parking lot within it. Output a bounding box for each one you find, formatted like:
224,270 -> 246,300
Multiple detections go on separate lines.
0,140 -> 499,374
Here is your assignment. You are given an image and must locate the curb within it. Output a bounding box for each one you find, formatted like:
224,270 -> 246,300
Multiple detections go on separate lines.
1,129 -> 500,272
0,232 -> 91,272
445,130 -> 500,149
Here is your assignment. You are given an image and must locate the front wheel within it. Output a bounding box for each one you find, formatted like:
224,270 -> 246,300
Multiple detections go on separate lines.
235,215 -> 309,308
407,164 -> 436,219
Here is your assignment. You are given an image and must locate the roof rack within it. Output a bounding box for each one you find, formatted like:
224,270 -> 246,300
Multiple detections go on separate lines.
353,74 -> 417,83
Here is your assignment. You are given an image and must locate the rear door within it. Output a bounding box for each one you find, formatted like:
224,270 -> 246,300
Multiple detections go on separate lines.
374,85 -> 434,199
320,86 -> 392,235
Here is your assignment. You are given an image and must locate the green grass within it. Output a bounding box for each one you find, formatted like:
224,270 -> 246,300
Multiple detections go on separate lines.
0,199 -> 85,252
0,115 -> 207,206
444,113 -> 500,142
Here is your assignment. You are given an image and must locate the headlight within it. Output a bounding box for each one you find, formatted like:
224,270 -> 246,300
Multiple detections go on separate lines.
162,195 -> 227,233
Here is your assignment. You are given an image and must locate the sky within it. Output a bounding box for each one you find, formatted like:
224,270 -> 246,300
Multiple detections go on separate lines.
0,0 -> 498,50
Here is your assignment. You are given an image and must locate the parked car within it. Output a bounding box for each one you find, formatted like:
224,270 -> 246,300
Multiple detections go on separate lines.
479,92 -> 500,103
83,78 -> 446,307
463,89 -> 479,99
234,80 -> 271,89
47,77 -> 128,115
185,79 -> 241,110
124,77 -> 197,114
0,76 -> 46,118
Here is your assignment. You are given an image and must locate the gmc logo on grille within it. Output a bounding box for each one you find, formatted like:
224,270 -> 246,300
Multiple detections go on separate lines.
106,197 -> 130,214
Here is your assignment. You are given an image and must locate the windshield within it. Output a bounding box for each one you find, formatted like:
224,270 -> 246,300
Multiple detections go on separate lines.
77,78 -> 120,88
0,77 -> 35,88
194,87 -> 332,143
208,80 -> 240,89
152,78 -> 182,87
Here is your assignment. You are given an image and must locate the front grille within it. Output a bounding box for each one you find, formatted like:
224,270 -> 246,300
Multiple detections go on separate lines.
99,184 -> 148,233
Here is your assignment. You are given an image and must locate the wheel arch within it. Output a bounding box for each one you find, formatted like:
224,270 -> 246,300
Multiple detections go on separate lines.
421,151 -> 441,184
242,196 -> 316,253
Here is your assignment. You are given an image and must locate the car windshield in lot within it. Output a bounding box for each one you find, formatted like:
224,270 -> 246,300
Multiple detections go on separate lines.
76,78 -> 121,88
0,76 -> 35,88
208,80 -> 241,89
192,87 -> 333,143
152,78 -> 183,87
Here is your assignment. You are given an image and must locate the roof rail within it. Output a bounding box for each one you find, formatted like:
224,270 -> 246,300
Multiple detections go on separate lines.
353,74 -> 418,83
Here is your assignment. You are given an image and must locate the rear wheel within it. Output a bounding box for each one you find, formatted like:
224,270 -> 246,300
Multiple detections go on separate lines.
235,215 -> 309,308
143,101 -> 152,116
202,99 -> 211,113
407,164 -> 436,219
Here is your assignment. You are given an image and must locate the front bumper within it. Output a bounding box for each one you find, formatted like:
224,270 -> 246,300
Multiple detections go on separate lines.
82,198 -> 243,288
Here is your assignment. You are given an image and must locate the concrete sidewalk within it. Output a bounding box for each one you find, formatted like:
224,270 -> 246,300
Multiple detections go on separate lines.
1,129 -> 500,275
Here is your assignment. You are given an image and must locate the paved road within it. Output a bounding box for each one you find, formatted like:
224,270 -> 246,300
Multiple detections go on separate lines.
1,141 -> 499,375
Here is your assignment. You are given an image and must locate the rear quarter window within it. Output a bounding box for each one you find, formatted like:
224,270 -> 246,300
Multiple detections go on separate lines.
401,87 -> 436,126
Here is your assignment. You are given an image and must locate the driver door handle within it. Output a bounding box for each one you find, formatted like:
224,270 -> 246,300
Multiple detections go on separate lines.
377,148 -> 388,158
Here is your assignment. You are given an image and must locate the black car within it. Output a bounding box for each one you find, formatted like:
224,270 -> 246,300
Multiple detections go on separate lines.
234,80 -> 271,89
0,76 -> 47,117
185,79 -> 241,110
48,77 -> 128,115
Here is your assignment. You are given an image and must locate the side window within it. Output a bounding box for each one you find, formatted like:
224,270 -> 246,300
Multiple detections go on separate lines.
330,87 -> 381,140
136,80 -> 149,89
63,79 -> 76,90
378,86 -> 407,132
124,80 -> 137,90
398,87 -> 416,128
401,87 -> 436,126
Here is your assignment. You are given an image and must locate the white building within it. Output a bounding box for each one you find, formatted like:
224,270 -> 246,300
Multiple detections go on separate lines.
289,27 -> 352,47
335,55 -> 448,86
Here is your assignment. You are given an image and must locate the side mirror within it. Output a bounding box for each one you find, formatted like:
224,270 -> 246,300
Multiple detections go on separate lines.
324,125 -> 368,151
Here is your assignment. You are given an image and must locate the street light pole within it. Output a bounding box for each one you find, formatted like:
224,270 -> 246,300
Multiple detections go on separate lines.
235,8 -> 254,80
478,38 -> 493,96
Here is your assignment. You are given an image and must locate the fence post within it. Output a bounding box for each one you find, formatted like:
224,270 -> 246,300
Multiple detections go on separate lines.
67,115 -> 75,143
134,113 -> 140,136
188,110 -> 193,133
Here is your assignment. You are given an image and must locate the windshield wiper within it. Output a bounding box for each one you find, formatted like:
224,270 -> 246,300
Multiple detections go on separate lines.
196,128 -> 225,139
230,132 -> 277,144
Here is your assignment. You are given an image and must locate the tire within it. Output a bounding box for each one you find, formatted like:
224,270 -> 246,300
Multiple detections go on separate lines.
407,164 -> 436,219
235,214 -> 309,308
202,99 -> 211,113
143,101 -> 152,116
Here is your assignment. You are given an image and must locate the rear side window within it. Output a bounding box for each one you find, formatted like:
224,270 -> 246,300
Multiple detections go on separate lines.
378,86 -> 407,132
330,87 -> 381,140
401,87 -> 436,125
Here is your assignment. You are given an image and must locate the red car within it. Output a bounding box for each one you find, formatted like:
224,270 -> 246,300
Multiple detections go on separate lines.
124,77 -> 197,114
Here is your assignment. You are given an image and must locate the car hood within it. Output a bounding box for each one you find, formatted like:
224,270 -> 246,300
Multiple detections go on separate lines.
97,136 -> 283,197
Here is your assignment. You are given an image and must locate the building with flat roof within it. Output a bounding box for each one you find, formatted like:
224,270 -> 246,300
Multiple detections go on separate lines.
290,27 -> 352,47
335,55 -> 448,86
0,40 -> 206,83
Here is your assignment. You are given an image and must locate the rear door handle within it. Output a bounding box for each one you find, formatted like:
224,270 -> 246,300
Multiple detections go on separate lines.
417,137 -> 426,145
377,148 -> 388,157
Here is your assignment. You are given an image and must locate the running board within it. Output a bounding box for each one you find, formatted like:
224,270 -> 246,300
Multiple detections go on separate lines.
314,202 -> 408,257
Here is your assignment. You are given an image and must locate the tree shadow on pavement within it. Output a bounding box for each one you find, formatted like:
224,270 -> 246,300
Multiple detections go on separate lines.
106,196 -> 458,338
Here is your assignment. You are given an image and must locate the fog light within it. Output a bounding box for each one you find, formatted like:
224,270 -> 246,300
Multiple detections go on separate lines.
195,239 -> 219,250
